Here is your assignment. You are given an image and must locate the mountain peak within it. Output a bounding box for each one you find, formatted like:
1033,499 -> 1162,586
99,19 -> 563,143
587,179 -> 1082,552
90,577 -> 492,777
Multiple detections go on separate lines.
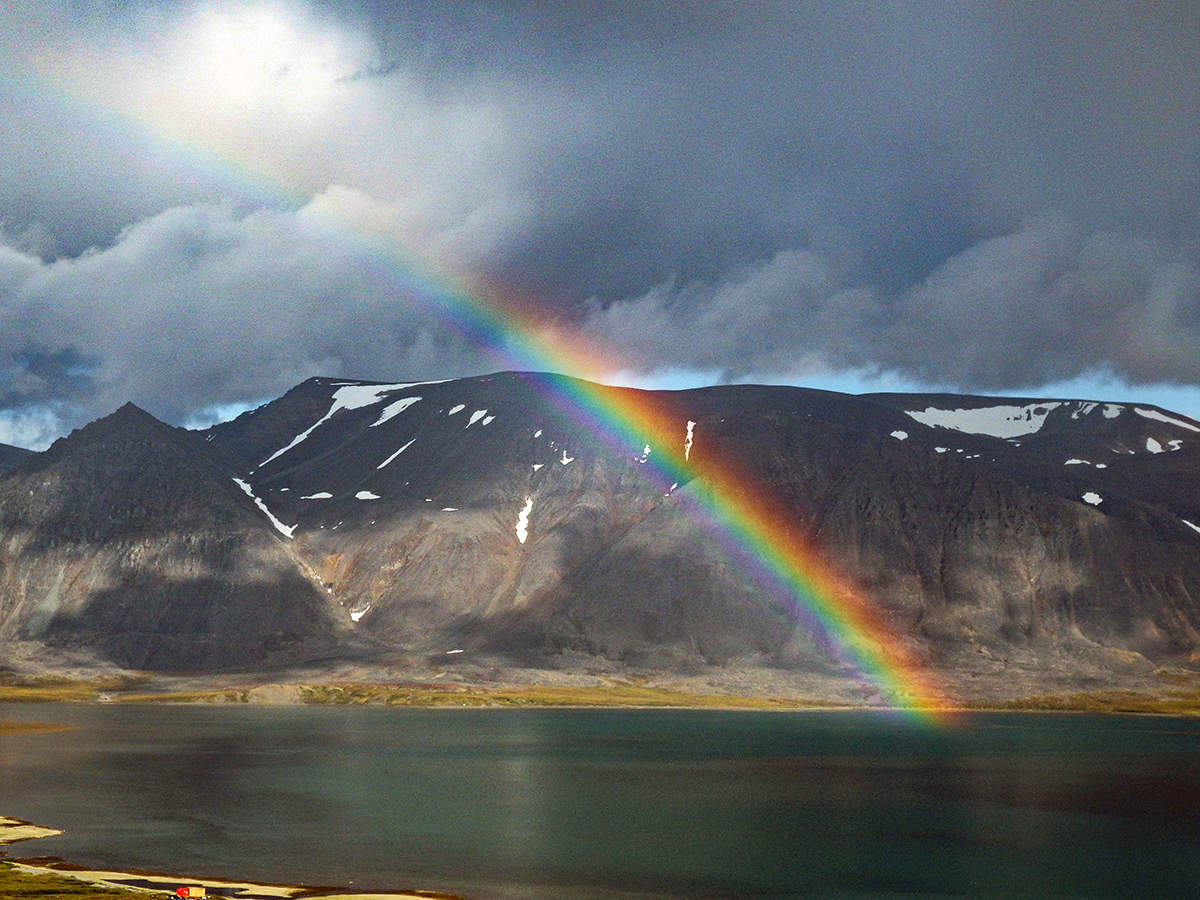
107,400 -> 155,420
32,401 -> 186,471
77,400 -> 168,437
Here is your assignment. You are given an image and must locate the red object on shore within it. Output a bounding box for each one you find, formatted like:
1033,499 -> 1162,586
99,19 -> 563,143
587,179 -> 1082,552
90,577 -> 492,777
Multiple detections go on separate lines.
176,888 -> 206,898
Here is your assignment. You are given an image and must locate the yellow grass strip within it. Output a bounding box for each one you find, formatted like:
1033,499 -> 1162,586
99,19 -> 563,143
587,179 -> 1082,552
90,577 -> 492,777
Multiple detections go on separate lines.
115,680 -> 840,708
0,720 -> 75,735
0,862 -> 152,899
971,688 -> 1200,716
0,674 -> 151,703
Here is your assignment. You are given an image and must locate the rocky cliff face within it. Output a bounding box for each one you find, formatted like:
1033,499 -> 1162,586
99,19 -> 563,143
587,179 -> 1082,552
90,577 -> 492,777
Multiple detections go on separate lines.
1,373 -> 1198,696
0,404 -> 350,670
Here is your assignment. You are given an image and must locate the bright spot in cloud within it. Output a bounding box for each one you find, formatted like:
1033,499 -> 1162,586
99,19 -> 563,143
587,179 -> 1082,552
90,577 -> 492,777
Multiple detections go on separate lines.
175,4 -> 358,117
43,0 -> 379,185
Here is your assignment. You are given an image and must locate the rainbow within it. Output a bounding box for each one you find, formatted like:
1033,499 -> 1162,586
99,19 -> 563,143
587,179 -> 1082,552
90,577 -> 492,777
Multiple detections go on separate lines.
315,210 -> 956,720
14,59 -> 955,719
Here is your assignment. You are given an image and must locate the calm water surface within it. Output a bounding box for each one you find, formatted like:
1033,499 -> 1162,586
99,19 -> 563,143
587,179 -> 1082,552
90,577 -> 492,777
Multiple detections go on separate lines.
3,704 -> 1200,898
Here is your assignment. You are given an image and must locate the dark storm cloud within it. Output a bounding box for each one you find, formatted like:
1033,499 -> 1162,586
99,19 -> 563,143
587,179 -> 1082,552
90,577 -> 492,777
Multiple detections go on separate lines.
890,219 -> 1200,388
585,218 -> 1200,389
322,0 -> 1200,304
1,0 -> 1198,441
485,0 -> 1200,388
0,347 -> 98,407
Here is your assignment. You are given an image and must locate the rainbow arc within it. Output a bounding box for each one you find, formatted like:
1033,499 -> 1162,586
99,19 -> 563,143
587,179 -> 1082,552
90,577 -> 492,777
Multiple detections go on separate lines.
18,62 -> 955,720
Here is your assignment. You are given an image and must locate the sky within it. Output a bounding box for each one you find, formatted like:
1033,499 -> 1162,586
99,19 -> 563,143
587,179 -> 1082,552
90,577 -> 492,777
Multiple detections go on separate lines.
1,0 -> 1199,448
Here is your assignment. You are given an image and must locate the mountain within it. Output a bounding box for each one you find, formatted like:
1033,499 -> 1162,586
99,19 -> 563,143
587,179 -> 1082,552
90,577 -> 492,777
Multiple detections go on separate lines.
1,372 -> 1199,701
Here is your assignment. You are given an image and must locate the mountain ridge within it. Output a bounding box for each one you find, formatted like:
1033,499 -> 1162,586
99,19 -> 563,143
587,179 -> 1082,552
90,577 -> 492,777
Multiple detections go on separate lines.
0,441 -> 34,474
1,371 -> 1198,702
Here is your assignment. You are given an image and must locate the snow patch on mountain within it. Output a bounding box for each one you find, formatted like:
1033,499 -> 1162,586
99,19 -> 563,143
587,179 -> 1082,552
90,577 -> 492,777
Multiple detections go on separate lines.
356,491 -> 380,500
1064,458 -> 1105,468
904,403 -> 1062,438
261,382 -> 439,466
515,496 -> 533,544
1184,519 -> 1200,537
1135,407 -> 1200,433
448,404 -> 466,415
370,396 -> 422,427
1082,492 -> 1103,506
890,431 -> 908,440
232,478 -> 295,538
1070,402 -> 1098,419
1146,437 -> 1164,454
467,409 -> 488,427
301,491 -> 333,499
1103,404 -> 1123,418
377,438 -> 416,469
685,421 -> 696,460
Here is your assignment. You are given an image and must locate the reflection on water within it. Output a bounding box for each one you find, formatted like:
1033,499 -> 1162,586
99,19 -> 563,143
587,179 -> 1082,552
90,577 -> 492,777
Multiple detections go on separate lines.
3,705 -> 1200,898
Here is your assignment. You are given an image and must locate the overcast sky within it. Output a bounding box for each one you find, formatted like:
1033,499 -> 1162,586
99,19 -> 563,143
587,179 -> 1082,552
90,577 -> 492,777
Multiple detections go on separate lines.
1,0 -> 1199,447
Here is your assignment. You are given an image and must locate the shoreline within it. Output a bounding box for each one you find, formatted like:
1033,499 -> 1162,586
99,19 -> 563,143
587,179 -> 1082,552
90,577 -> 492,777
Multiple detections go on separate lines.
0,817 -> 468,900
3,697 -> 1198,720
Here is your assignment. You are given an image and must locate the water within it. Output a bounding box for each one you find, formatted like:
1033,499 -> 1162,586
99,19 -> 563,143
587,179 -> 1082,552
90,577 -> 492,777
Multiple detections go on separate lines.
3,704 -> 1200,898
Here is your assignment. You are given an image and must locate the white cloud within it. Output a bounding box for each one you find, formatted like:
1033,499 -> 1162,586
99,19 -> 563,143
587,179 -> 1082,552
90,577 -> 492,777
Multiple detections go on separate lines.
582,248 -> 879,379
0,193 -> 501,432
0,405 -> 66,451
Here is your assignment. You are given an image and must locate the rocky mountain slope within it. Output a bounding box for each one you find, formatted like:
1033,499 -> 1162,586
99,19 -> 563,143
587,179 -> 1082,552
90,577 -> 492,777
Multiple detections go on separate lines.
0,404 -> 352,670
1,372 -> 1198,699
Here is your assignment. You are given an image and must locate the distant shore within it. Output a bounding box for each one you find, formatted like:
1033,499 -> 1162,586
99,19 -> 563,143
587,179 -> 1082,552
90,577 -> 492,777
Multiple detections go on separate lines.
2,671 -> 1200,715
0,675 -> 856,710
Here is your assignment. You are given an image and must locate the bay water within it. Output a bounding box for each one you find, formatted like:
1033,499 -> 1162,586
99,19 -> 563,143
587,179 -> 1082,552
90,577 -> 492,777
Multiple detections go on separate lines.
3,703 -> 1200,898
